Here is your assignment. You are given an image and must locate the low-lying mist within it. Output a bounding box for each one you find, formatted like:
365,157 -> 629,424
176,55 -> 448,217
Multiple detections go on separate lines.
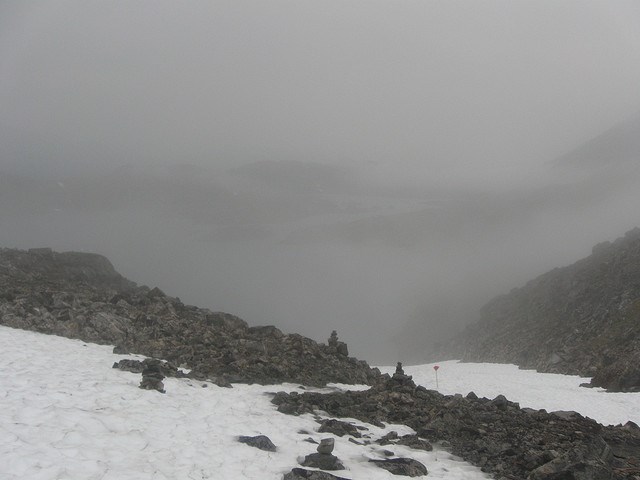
2,147 -> 639,364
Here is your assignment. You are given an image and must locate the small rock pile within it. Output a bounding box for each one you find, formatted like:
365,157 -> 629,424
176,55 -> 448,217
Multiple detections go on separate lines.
112,358 -> 232,387
300,436 -> 344,471
138,359 -> 166,393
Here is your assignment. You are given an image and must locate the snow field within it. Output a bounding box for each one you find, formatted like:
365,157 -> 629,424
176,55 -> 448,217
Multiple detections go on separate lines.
0,326 -> 488,480
379,360 -> 639,427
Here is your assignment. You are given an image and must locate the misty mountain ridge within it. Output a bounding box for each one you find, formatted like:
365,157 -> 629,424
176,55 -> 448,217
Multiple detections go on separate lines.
448,227 -> 640,392
284,110 -> 640,249
2,110 -> 640,364
553,111 -> 640,169
228,159 -> 357,194
3,109 -> 640,249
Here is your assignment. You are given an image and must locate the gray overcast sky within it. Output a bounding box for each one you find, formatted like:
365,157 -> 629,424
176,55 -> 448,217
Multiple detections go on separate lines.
2,1 -> 640,363
3,1 -> 640,184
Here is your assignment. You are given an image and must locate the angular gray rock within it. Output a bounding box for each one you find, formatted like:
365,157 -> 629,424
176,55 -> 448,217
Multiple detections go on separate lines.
300,453 -> 344,471
369,457 -> 428,477
283,468 -> 349,480
317,437 -> 335,454
317,419 -> 362,438
273,369 -> 640,480
237,435 -> 277,452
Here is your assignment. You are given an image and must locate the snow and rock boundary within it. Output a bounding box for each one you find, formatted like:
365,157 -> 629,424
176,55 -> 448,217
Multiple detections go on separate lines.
0,247 -> 379,387
3,247 -> 640,479
0,325 -> 489,480
446,228 -> 640,393
273,365 -> 640,479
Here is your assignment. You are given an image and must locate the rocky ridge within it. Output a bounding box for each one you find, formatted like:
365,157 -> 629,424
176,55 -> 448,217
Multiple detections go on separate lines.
0,247 -> 379,386
3,246 -> 640,479
448,228 -> 640,391
273,366 -> 640,480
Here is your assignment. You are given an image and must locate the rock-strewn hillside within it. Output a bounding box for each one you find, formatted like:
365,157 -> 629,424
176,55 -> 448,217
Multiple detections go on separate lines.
274,368 -> 640,480
450,228 -> 640,391
0,247 -> 379,386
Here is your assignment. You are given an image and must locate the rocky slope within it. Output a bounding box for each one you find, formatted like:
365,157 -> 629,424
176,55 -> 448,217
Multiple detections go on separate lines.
449,228 -> 640,391
0,247 -> 379,386
3,246 -> 640,479
274,366 -> 640,480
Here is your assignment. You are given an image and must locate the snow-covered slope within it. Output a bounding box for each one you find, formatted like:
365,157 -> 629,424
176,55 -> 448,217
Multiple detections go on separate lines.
0,326 -> 487,480
4,325 -> 639,479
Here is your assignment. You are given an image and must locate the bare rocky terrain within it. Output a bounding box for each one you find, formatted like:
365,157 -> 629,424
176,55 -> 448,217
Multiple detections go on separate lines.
274,366 -> 640,480
0,247 -> 378,387
447,228 -> 640,392
2,246 -> 640,479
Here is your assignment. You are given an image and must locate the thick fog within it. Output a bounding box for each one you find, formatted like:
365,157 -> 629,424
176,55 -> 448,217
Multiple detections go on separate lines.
2,1 -> 640,364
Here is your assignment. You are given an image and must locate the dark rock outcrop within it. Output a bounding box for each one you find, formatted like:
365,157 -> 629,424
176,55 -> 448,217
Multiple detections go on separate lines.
0,248 -> 380,386
447,228 -> 640,392
237,435 -> 277,452
283,468 -> 349,480
112,357 -> 232,387
300,452 -> 345,471
272,371 -> 640,480
369,457 -> 428,477
317,419 -> 362,438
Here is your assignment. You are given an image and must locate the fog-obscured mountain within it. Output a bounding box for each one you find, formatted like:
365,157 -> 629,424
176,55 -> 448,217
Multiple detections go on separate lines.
228,160 -> 357,194
2,113 -> 640,364
436,116 -> 640,382
393,113 -> 640,362
285,113 -> 640,249
445,228 -> 640,392
553,112 -> 640,169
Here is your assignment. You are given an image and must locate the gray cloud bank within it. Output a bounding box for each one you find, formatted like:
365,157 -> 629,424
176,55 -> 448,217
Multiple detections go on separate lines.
2,1 -> 640,363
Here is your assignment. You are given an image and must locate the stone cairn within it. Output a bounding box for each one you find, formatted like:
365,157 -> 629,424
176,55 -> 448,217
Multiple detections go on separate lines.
327,330 -> 349,357
300,437 -> 344,471
389,361 -> 414,389
139,359 -> 166,393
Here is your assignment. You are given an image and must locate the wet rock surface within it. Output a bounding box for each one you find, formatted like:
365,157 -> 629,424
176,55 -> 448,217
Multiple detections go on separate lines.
272,369 -> 640,480
0,248 -> 380,387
